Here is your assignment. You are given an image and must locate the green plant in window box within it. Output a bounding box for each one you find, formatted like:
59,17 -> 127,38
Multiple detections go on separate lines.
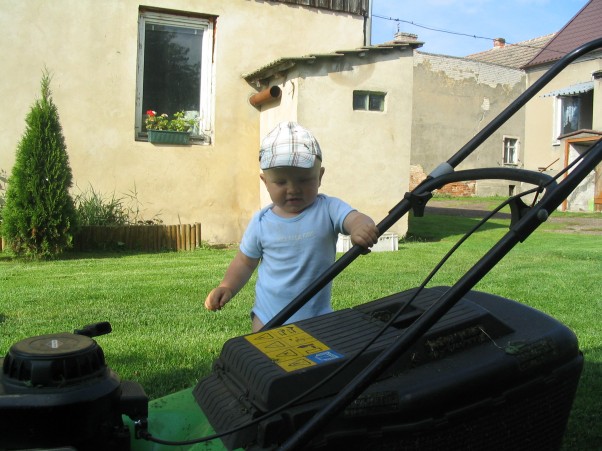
145,110 -> 198,144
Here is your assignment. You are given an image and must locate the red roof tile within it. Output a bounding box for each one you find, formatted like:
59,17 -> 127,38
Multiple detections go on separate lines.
466,34 -> 556,68
524,0 -> 602,68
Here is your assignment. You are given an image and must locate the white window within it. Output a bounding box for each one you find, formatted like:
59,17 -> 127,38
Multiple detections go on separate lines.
353,91 -> 386,112
553,92 -> 593,142
136,10 -> 214,142
503,136 -> 519,165
558,96 -> 581,135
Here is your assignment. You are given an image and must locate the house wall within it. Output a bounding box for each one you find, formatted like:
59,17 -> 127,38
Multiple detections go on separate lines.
256,48 -> 415,237
524,57 -> 602,175
0,0 -> 366,244
595,74 -> 602,130
564,140 -> 598,211
411,53 -> 526,196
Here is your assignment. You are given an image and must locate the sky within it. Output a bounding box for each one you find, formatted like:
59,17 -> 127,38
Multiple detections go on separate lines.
370,0 -> 588,57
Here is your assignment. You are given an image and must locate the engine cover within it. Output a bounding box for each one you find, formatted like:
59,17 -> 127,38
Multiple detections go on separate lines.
0,331 -> 145,450
194,287 -> 583,450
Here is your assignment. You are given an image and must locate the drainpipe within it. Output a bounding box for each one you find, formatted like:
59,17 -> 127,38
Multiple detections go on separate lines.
249,86 -> 281,108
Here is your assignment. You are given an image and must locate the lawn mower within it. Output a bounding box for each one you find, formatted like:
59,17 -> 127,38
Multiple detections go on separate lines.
1,38 -> 601,451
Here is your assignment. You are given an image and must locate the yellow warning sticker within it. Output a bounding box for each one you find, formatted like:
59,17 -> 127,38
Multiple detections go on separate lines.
245,325 -> 342,372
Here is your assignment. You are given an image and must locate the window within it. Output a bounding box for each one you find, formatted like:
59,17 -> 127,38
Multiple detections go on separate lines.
553,91 -> 593,140
560,96 -> 580,135
136,10 -> 214,142
353,91 -> 385,112
503,136 -> 519,165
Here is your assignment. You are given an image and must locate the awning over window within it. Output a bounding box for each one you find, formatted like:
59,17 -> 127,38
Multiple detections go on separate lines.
542,81 -> 594,97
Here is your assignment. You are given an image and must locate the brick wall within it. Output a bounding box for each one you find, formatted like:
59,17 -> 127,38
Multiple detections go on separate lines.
410,165 -> 476,196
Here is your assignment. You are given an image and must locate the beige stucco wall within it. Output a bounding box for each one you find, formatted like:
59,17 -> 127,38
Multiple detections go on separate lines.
411,53 -> 526,196
524,57 -> 602,174
0,0 -> 366,244
595,75 -> 602,130
256,48 -> 415,237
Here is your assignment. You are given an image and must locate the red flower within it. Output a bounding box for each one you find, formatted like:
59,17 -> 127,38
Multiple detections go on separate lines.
146,110 -> 156,116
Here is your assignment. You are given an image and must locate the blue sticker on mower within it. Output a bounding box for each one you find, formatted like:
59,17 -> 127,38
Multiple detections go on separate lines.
306,350 -> 344,364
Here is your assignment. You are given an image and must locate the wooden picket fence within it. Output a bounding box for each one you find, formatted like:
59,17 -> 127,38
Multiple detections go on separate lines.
0,223 -> 201,253
73,223 -> 202,252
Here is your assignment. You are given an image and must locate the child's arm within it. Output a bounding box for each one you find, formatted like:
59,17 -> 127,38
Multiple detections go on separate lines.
343,211 -> 379,249
204,251 -> 260,311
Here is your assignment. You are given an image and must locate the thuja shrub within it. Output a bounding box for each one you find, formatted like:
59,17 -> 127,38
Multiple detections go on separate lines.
0,168 -> 7,224
1,70 -> 77,258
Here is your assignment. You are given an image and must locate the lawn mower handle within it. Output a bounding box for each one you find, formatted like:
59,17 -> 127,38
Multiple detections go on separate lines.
263,168 -> 555,330
280,136 -> 602,450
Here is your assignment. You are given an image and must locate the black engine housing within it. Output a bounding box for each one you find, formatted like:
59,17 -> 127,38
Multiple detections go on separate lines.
0,328 -> 147,450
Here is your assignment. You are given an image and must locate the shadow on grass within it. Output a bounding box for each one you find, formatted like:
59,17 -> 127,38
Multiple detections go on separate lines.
61,249 -> 178,260
562,352 -> 602,450
109,351 -> 214,400
406,211 -> 509,242
0,253 -> 16,262
0,249 -> 187,262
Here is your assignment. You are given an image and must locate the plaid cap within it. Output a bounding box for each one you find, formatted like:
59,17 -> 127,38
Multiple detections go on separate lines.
259,122 -> 322,170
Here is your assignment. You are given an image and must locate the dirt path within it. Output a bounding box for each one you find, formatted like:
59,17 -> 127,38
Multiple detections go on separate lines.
425,199 -> 602,235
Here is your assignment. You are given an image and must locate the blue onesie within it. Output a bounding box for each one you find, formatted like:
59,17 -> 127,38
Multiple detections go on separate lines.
240,194 -> 354,325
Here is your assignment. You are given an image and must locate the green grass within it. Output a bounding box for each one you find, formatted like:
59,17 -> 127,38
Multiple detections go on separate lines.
0,201 -> 600,449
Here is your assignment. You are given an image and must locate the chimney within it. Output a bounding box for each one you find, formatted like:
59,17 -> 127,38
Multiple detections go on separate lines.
493,37 -> 506,48
394,31 -> 418,43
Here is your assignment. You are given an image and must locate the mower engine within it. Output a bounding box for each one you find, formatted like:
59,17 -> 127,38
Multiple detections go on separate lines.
0,322 -> 148,451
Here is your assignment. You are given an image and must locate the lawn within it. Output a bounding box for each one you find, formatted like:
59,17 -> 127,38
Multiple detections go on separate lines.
0,200 -> 600,449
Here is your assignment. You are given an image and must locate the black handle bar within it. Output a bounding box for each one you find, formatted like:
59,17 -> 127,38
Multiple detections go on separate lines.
264,168 -> 556,329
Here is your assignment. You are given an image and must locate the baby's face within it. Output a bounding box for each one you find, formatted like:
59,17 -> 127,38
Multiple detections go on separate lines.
260,163 -> 325,217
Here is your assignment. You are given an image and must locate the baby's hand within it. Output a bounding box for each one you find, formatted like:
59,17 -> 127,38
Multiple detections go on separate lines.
204,286 -> 233,311
350,223 -> 379,249
343,211 -> 379,253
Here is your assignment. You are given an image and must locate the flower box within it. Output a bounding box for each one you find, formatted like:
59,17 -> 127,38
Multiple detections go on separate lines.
147,129 -> 191,145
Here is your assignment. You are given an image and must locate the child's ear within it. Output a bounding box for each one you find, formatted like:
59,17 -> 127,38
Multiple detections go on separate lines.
260,173 -> 266,185
318,166 -> 325,185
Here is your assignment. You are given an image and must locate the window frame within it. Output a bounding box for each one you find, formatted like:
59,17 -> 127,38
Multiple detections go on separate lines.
502,136 -> 519,166
135,10 -> 214,143
353,90 -> 386,112
554,96 -> 581,141
552,91 -> 593,143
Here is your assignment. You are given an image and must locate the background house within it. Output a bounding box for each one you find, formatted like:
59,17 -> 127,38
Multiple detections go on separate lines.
407,0 -> 601,210
0,0 -> 370,244
411,46 -> 526,197
2,0 -> 599,249
522,0 -> 602,212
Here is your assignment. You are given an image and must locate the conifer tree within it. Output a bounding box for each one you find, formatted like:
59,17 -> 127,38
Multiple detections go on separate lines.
2,70 -> 77,258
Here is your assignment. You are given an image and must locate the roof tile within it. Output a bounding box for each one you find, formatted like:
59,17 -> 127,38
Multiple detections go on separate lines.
525,0 -> 602,68
465,34 -> 555,68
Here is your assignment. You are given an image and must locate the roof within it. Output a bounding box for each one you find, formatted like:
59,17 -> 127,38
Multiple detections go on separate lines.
524,0 -> 602,68
257,0 -> 369,16
243,42 -> 423,87
465,34 -> 556,69
541,80 -> 594,97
